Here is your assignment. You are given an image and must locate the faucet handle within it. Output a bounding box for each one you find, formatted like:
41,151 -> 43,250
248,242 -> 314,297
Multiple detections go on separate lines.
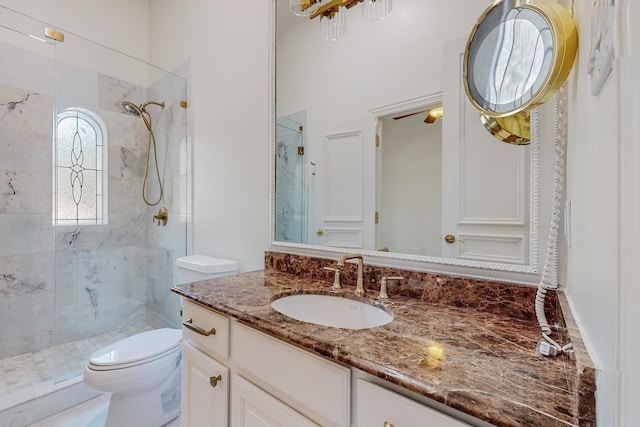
377,276 -> 403,300
323,266 -> 341,290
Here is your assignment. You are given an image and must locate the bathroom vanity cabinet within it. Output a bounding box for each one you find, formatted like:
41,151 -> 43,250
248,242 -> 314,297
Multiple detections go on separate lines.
181,300 -> 231,426
172,267 -> 594,426
180,299 -> 472,427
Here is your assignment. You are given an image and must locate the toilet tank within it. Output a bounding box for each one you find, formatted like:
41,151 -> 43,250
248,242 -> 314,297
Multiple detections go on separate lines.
174,255 -> 239,285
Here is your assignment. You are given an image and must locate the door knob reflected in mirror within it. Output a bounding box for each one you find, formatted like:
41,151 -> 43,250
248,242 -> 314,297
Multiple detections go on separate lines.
444,234 -> 464,244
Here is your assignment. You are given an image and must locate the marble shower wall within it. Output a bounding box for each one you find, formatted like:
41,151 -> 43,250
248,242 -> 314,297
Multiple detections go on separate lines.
0,38 -> 187,359
0,41 -> 56,359
145,68 -> 188,329
275,119 -> 305,243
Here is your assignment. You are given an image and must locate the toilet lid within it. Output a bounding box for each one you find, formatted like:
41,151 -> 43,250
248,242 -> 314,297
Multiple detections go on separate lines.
89,328 -> 181,367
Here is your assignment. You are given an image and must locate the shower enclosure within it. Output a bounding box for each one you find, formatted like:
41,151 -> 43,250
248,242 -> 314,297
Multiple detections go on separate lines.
0,6 -> 189,419
275,115 -> 306,244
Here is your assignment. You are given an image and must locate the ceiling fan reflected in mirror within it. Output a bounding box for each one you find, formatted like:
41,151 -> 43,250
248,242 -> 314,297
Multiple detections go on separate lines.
392,106 -> 443,124
463,0 -> 577,145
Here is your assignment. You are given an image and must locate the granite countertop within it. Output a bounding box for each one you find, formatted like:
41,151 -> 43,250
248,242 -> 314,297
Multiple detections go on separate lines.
172,263 -> 594,427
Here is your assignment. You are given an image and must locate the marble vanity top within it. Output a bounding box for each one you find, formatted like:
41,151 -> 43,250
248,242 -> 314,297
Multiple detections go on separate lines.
171,254 -> 595,427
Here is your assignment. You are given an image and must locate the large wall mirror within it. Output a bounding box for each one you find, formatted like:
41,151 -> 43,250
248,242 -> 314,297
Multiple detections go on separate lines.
270,0 -> 558,283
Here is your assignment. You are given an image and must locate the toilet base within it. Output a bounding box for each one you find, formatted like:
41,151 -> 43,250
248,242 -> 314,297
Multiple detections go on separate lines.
103,355 -> 181,427
106,390 -> 178,427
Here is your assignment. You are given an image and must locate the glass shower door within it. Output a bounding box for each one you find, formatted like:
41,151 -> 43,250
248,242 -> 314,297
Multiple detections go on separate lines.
275,116 -> 306,243
0,4 -> 189,415
0,6 -> 56,409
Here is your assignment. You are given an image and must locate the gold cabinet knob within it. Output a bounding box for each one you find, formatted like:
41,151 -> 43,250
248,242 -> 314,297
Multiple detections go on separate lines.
444,234 -> 456,244
384,422 -> 395,427
210,374 -> 222,388
316,229 -> 324,236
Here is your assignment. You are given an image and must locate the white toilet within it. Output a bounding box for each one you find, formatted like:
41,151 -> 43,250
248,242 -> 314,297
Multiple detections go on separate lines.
83,255 -> 239,427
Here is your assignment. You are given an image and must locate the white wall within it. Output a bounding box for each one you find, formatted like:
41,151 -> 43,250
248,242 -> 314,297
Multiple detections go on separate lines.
0,0 -> 149,62
380,115 -> 442,256
148,0 -> 271,272
564,0 -> 640,425
616,1 -> 640,424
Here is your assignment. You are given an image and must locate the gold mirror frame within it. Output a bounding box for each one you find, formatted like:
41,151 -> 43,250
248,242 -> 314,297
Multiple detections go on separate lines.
463,0 -> 577,144
481,111 -> 531,145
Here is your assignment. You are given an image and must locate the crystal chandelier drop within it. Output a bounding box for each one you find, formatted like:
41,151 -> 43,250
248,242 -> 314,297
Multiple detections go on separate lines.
289,0 -> 391,41
290,0 -> 312,16
320,6 -> 347,41
361,0 -> 392,21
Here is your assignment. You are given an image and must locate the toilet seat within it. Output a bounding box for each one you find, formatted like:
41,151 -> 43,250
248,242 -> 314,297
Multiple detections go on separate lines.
88,328 -> 182,371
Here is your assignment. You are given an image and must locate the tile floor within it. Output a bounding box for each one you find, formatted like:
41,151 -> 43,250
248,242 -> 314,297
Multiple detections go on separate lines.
27,394 -> 181,427
1,323 -> 160,425
0,324 -> 154,398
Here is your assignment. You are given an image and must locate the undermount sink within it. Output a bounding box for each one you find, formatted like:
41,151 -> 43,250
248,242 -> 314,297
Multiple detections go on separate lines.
271,294 -> 393,330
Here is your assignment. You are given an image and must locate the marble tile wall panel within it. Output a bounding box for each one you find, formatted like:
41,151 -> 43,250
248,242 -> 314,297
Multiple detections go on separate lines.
0,215 -> 51,257
0,84 -> 53,137
97,74 -> 145,115
145,246 -> 181,329
0,253 -> 55,358
55,246 -> 146,343
0,70 -> 56,359
0,127 -> 51,181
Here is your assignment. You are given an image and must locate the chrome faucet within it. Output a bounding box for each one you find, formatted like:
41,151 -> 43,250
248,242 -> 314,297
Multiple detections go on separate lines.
337,253 -> 365,296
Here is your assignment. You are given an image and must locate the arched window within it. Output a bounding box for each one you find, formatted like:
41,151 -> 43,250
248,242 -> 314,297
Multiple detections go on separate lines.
55,108 -> 108,224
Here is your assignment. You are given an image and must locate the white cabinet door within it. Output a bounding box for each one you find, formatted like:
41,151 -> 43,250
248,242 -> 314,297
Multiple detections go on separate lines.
232,323 -> 350,427
181,341 -> 229,427
357,380 -> 471,427
231,374 -> 320,427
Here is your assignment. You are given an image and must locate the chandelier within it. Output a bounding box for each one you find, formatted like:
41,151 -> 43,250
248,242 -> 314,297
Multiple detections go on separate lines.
290,0 -> 392,41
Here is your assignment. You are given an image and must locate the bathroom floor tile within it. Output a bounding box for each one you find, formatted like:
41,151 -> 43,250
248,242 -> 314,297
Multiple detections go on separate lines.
26,394 -> 109,427
0,323 -> 153,398
26,394 -> 181,427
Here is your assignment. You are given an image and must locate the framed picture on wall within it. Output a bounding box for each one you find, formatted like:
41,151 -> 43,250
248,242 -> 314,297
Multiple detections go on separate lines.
587,0 -> 615,96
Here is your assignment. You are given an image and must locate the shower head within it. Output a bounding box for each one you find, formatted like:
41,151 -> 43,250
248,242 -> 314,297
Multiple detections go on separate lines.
119,100 -> 165,117
120,101 -> 143,117
141,101 -> 165,110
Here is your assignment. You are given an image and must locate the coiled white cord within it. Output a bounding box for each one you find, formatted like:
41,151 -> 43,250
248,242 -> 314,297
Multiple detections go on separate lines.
534,83 -> 573,357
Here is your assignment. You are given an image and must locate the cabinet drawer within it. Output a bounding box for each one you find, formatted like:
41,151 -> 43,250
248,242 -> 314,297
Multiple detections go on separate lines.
357,379 -> 471,427
232,323 -> 350,427
182,300 -> 230,360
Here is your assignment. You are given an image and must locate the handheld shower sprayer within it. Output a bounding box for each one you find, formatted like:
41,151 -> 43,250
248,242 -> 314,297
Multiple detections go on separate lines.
120,100 -> 166,207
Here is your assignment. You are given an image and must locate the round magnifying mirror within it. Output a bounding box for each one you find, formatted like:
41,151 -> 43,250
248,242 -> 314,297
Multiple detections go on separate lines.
464,0 -> 577,118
